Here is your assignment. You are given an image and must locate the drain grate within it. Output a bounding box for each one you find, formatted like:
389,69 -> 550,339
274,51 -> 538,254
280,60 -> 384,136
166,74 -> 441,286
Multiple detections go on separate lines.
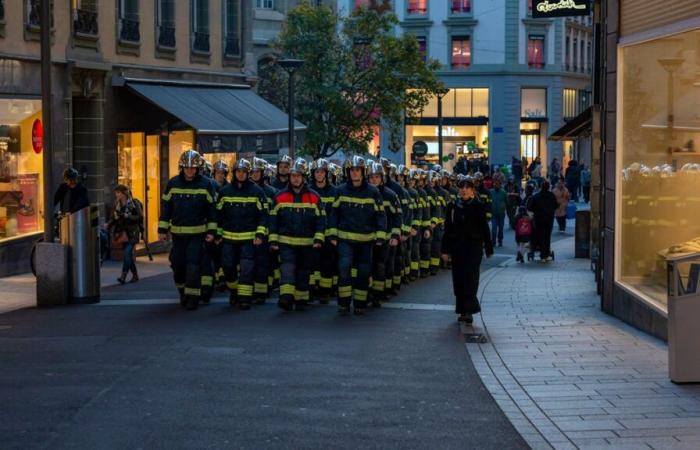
465,333 -> 488,344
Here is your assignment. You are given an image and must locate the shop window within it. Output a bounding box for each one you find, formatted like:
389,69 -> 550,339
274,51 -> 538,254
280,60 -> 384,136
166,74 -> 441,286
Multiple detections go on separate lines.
451,0 -> 470,14
256,0 -> 274,8
563,88 -> 577,119
118,0 -> 140,43
0,99 -> 44,241
521,88 -> 546,118
223,0 -> 240,58
405,124 -> 489,167
156,0 -> 175,49
407,0 -> 427,16
168,130 -> 196,178
72,0 -> 98,36
418,88 -> 489,118
472,88 -> 489,117
617,29 -> 700,310
451,36 -> 471,69
520,123 -> 541,160
527,35 -> 545,69
192,0 -> 210,54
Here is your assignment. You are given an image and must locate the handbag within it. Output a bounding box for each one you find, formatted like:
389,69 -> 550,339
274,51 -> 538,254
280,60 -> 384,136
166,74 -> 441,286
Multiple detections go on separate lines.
111,230 -> 129,247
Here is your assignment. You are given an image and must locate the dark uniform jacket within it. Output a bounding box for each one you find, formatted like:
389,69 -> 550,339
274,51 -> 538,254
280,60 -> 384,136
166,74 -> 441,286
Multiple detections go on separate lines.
256,180 -> 278,217
54,183 -> 90,214
377,185 -> 402,241
405,186 -> 423,231
310,181 -> 338,221
271,176 -> 289,191
216,180 -> 268,241
441,198 -> 494,256
269,184 -> 325,246
158,173 -> 217,236
416,187 -> 434,228
477,184 -> 493,219
385,179 -> 412,237
425,185 -> 444,226
328,180 -> 387,243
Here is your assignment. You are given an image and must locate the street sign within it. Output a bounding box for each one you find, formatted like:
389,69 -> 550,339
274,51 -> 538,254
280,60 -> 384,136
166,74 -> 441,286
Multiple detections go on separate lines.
532,0 -> 590,18
412,140 -> 428,157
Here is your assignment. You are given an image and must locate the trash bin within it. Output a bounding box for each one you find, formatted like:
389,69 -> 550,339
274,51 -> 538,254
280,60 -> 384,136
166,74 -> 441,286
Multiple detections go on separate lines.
60,205 -> 100,303
667,252 -> 700,383
575,210 -> 590,258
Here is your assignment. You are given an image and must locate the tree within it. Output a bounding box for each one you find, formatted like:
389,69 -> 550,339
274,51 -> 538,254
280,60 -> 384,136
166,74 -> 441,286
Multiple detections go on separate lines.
257,2 -> 444,159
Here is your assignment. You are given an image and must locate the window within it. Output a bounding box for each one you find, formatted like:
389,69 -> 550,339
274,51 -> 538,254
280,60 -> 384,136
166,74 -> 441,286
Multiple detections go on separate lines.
573,37 -> 579,72
617,30 -> 700,310
192,0 -> 209,53
0,99 -> 45,242
565,35 -> 570,71
72,0 -> 98,36
416,36 -> 427,62
521,88 -> 546,118
579,89 -> 591,112
527,35 -> 545,69
520,123 -> 541,159
451,0 -> 470,14
527,0 -> 533,14
26,0 -> 54,29
563,88 -> 577,119
156,0 -> 175,49
118,0 -> 139,43
407,0 -> 427,15
451,36 -> 471,69
256,0 -> 274,9
223,0 -> 240,58
418,88 -> 489,118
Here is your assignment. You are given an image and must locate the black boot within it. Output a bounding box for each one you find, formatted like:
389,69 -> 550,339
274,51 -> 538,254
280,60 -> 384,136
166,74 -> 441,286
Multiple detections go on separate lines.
185,296 -> 199,311
238,299 -> 251,310
278,295 -> 293,311
229,292 -> 238,307
294,301 -> 306,312
117,272 -> 127,285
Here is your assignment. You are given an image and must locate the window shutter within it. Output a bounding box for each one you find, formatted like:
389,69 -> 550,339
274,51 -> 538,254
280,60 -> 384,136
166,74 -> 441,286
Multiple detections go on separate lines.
621,0 -> 700,37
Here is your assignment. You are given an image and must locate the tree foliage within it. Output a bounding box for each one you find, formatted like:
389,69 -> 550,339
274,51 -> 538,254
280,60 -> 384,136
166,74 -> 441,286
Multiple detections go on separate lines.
257,2 -> 444,159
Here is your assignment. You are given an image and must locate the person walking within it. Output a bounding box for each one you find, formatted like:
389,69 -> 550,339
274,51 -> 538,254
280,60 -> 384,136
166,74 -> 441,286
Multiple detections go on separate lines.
514,206 -> 532,263
565,160 -> 581,202
511,157 -> 523,184
580,164 -> 591,203
109,185 -> 143,284
553,178 -> 571,233
549,158 -> 562,186
490,179 -> 507,247
505,177 -> 521,229
310,158 -> 338,302
441,177 -> 493,324
527,181 -> 558,261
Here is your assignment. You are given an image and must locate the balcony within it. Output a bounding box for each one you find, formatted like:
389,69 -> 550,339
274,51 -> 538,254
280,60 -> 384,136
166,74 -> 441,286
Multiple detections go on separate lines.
119,17 -> 140,44
73,9 -> 98,36
157,25 -> 176,49
224,35 -> 240,58
192,31 -> 210,54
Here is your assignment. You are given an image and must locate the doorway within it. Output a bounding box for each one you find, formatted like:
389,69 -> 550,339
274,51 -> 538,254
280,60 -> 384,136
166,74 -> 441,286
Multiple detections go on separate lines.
117,132 -> 161,244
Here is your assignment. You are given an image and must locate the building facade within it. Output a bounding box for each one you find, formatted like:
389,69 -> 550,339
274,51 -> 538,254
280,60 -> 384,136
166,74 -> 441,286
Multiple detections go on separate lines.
339,0 -> 593,172
0,0 -> 301,277
599,0 -> 700,340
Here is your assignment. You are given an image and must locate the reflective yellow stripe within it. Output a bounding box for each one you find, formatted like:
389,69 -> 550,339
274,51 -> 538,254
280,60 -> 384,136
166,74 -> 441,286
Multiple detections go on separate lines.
313,232 -> 325,242
319,277 -> 333,288
170,224 -> 207,234
158,220 -> 170,230
254,282 -> 268,294
375,231 -> 387,240
338,285 -> 352,297
207,222 -> 217,231
385,279 -> 393,289
430,257 -> 440,266
269,233 -> 279,242
221,230 -> 256,241
420,260 -> 430,269
274,203 -> 321,216
337,230 -> 376,242
351,268 -> 358,278
278,235 -> 314,246
217,197 -> 262,211
353,289 -> 368,301
201,276 -> 213,287
372,280 -> 384,290
226,281 -> 238,290
401,224 -> 411,233
184,287 -> 201,296
325,227 -> 338,237
410,261 -> 419,270
321,196 -> 336,204
238,284 -> 254,296
334,196 -> 378,207
163,188 -> 213,203
393,276 -> 402,284
256,226 -> 268,235
295,290 -> 310,301
390,228 -> 401,237
280,284 -> 296,296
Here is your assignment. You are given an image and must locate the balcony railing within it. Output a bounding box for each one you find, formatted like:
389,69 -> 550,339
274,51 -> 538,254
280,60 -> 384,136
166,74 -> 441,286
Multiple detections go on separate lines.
224,35 -> 240,57
119,17 -> 140,43
157,25 -> 176,49
74,9 -> 98,36
192,31 -> 210,53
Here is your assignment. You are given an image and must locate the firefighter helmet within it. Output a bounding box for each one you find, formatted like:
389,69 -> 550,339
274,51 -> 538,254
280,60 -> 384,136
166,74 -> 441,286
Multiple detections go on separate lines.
263,163 -> 276,179
290,157 -> 309,176
202,160 -> 213,178
252,157 -> 268,172
277,155 -> 293,167
311,158 -> 330,172
234,158 -> 252,172
344,155 -> 367,171
473,171 -> 484,181
367,162 -> 384,178
178,149 -> 203,169
328,163 -> 342,179
380,157 -> 392,169
397,164 -> 409,178
213,160 -> 229,175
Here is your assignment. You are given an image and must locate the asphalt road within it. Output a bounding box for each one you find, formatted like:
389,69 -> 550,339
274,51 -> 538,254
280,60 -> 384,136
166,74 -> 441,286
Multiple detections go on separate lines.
0,223 -> 572,450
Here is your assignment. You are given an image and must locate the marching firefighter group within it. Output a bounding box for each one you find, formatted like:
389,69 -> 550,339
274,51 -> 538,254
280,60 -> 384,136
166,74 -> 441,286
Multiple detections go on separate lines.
158,149 -> 490,317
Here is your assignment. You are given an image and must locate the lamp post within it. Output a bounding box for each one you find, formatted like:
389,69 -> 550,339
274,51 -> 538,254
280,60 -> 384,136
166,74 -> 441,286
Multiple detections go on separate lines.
40,0 -> 54,242
278,58 -> 305,159
436,88 -> 450,164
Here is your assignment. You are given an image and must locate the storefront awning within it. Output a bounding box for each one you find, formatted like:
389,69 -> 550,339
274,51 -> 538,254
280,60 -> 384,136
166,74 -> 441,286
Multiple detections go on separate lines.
117,77 -> 306,153
549,106 -> 592,141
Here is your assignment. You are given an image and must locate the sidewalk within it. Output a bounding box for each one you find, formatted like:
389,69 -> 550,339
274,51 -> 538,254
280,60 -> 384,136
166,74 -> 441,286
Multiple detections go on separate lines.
467,236 -> 700,450
0,254 -> 171,314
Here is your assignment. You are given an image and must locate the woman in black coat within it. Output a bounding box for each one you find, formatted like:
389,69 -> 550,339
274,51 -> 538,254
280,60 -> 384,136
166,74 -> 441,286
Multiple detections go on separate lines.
441,177 -> 494,324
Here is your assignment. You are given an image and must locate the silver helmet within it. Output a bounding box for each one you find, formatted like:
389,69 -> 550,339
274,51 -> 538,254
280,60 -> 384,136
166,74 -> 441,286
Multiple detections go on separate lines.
311,158 -> 330,172
277,155 -> 293,167
367,162 -> 384,178
213,160 -> 229,175
290,157 -> 309,176
234,158 -> 252,172
178,149 -> 203,169
252,157 -> 268,172
344,155 -> 367,175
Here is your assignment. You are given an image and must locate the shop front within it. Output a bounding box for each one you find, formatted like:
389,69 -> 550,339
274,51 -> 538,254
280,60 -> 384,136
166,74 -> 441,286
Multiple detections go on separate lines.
520,88 -> 548,165
405,88 -> 489,170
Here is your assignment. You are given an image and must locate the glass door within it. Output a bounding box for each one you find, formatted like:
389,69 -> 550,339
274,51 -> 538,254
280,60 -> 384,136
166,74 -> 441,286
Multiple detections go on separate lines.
145,135 -> 160,244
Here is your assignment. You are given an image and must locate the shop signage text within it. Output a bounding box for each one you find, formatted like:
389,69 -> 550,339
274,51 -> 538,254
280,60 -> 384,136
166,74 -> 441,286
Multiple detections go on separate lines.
532,0 -> 590,18
412,140 -> 428,157
31,119 -> 43,154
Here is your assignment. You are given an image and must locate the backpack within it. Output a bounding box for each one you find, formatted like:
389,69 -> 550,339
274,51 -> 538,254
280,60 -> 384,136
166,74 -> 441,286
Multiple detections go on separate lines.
516,216 -> 532,237
131,197 -> 145,234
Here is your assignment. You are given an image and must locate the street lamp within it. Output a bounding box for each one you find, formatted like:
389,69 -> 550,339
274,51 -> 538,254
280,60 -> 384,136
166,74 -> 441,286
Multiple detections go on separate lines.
436,88 -> 450,164
278,58 -> 305,159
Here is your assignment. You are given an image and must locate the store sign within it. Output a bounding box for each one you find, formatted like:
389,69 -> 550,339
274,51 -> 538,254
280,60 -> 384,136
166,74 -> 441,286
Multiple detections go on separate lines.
532,0 -> 590,18
31,119 -> 43,154
0,125 -> 21,153
412,140 -> 428,157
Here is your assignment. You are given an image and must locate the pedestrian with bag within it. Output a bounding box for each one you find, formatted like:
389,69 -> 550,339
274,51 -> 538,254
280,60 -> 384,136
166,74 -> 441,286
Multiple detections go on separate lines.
441,177 -> 493,324
552,178 -> 571,233
109,184 -> 143,284
527,180 -> 558,261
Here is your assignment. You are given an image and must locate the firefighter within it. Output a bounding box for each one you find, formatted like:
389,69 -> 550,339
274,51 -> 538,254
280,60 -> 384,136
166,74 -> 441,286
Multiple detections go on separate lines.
211,160 -> 230,292
474,172 -> 493,221
213,160 -> 230,192
381,159 -> 410,294
404,168 -> 424,280
310,158 -> 338,302
158,149 -> 217,311
250,157 -> 278,303
367,162 -> 401,306
415,169 -> 434,278
269,158 -> 325,311
198,158 -> 219,304
424,170 -> 444,276
264,163 -> 282,289
436,170 -> 456,269
216,159 -> 268,310
328,163 -> 343,186
328,156 -> 386,315
272,154 -> 293,190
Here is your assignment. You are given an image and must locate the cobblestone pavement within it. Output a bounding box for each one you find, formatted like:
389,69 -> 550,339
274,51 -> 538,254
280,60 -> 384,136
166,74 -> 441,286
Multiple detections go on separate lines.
466,236 -> 700,450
